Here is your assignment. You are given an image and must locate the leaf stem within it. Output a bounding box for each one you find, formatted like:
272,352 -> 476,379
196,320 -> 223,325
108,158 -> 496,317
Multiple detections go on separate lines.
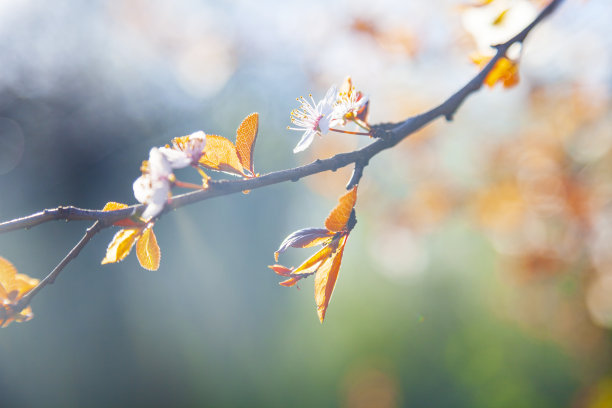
329,128 -> 371,136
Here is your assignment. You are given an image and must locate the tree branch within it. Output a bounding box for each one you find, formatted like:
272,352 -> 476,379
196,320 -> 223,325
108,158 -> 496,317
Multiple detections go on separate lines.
0,206 -> 134,233
14,221 -> 103,311
0,0 -> 564,310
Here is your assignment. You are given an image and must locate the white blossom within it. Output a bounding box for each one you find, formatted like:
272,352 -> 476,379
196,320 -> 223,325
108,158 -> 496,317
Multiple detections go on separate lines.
160,131 -> 207,168
332,90 -> 368,127
289,85 -> 338,153
133,148 -> 174,220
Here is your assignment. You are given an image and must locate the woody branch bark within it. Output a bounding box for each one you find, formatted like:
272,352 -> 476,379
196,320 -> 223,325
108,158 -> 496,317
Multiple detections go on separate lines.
2,0 -> 563,311
15,222 -> 102,311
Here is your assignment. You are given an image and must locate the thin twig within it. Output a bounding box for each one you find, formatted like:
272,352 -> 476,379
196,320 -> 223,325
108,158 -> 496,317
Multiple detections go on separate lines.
329,128 -> 371,136
346,161 -> 367,190
0,206 -> 135,233
15,221 -> 104,311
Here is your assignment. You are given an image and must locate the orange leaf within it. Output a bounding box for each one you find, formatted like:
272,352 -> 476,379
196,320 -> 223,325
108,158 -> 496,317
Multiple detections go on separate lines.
235,112 -> 259,175
486,57 -> 519,88
279,276 -> 302,287
102,202 -> 128,211
101,228 -> 141,265
269,264 -> 294,276
472,55 -> 520,89
9,275 -> 39,297
292,244 -> 334,276
199,134 -> 246,176
0,303 -> 35,328
102,201 -> 140,227
325,186 -> 358,232
0,256 -> 39,327
314,235 -> 347,323
0,257 -> 39,297
0,256 -> 18,288
136,226 -> 160,271
1,305 -> 35,328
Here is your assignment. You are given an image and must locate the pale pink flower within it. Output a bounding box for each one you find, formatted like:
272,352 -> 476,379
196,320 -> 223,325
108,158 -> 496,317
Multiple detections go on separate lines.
160,131 -> 207,168
289,85 -> 338,153
332,90 -> 368,127
133,147 -> 174,220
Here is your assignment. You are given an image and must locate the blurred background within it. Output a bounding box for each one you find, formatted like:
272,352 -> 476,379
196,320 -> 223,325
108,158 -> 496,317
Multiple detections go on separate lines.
0,0 -> 611,406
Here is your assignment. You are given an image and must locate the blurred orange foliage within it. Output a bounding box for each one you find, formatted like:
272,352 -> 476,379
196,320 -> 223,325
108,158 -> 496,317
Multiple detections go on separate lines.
0,256 -> 39,327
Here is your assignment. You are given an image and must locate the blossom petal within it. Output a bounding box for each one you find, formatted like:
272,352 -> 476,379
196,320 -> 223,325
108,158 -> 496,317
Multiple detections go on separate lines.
133,175 -> 152,204
159,147 -> 191,169
293,129 -> 316,153
169,131 -> 207,164
185,132 -> 207,160
141,201 -> 166,221
322,85 -> 338,106
148,147 -> 173,179
318,116 -> 332,135
141,181 -> 170,220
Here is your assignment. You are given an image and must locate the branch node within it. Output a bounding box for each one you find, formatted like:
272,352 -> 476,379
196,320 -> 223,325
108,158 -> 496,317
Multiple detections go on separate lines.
370,123 -> 395,140
347,209 -> 357,232
346,160 -> 368,189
